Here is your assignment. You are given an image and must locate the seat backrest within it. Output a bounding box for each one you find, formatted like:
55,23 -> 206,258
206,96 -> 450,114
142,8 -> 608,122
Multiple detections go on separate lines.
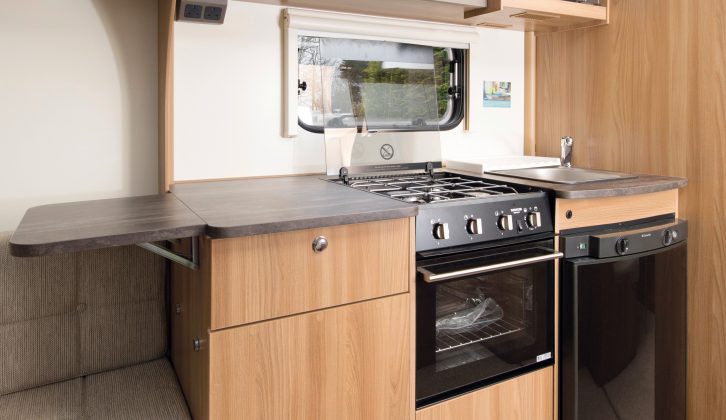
0,232 -> 167,396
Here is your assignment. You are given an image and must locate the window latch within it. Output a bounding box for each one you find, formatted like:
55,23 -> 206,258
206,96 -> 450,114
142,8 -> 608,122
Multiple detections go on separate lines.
298,79 -> 307,95
448,86 -> 462,100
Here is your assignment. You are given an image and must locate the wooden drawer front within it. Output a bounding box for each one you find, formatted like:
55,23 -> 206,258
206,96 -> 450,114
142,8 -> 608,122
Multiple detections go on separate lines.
208,294 -> 411,420
416,367 -> 553,420
210,218 -> 410,329
555,189 -> 679,232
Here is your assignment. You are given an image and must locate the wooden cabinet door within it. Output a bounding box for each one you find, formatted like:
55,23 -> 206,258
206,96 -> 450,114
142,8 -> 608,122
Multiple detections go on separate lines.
210,218 -> 411,329
416,367 -> 553,420
208,294 -> 411,420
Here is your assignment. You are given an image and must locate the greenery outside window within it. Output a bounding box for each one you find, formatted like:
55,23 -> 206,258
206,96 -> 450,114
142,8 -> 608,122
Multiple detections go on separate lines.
297,36 -> 465,134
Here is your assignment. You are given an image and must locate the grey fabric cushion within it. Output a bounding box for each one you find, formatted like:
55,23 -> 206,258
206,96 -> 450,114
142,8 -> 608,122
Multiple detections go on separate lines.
78,246 -> 167,374
0,378 -> 82,420
0,358 -> 190,420
0,232 -> 167,396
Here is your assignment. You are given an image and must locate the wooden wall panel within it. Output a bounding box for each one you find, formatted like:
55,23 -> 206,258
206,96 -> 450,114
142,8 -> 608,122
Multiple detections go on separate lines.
534,0 -> 725,417
158,0 -> 175,192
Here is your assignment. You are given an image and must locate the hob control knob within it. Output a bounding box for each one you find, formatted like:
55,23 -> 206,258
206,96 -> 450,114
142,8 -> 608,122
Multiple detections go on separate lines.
466,218 -> 483,235
526,211 -> 542,229
498,215 -> 514,231
433,223 -> 450,240
615,237 -> 630,255
663,229 -> 675,246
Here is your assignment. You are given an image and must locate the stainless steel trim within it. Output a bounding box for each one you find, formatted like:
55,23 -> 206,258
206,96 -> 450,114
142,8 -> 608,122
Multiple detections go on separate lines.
419,251 -> 563,283
561,136 -> 573,167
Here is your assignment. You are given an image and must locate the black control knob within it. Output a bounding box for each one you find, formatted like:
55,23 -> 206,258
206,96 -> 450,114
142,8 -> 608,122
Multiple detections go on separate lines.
433,223 -> 450,240
615,237 -> 630,255
526,211 -> 542,228
663,229 -> 674,246
497,215 -> 514,231
466,218 -> 483,235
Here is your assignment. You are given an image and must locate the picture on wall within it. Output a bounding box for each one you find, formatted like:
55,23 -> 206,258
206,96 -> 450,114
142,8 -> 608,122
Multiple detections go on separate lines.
483,81 -> 512,108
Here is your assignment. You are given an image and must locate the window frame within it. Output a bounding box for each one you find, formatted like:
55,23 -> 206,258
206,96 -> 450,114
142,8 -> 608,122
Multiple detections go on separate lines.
297,47 -> 467,134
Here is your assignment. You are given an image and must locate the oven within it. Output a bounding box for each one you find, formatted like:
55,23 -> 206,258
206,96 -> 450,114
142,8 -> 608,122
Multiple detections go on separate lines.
415,236 -> 561,408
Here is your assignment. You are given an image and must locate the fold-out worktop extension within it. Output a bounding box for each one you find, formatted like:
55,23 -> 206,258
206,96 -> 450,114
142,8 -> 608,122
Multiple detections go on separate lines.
9,194 -> 207,257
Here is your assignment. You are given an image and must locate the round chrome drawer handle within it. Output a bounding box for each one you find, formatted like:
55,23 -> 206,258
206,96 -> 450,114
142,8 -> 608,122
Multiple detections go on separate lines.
312,236 -> 328,253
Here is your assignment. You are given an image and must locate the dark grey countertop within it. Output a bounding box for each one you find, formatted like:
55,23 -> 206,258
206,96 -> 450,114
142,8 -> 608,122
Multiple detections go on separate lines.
448,169 -> 687,199
170,176 -> 419,238
10,170 -> 686,257
9,194 -> 207,257
10,176 -> 418,257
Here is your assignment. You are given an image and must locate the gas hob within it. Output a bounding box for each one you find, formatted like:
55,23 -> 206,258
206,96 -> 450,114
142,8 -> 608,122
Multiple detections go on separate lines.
330,171 -> 554,252
330,172 -> 524,204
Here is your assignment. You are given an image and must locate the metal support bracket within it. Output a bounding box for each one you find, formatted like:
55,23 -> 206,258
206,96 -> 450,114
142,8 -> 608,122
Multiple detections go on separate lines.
137,237 -> 199,270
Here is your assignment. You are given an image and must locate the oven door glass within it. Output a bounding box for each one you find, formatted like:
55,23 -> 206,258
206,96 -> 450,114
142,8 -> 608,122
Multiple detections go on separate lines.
416,240 -> 556,407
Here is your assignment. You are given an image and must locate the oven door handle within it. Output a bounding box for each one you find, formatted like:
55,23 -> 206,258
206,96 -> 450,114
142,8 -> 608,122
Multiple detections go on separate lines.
418,251 -> 564,283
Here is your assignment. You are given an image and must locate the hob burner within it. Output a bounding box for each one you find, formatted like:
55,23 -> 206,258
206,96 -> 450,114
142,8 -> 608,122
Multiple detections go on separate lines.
332,173 -> 523,204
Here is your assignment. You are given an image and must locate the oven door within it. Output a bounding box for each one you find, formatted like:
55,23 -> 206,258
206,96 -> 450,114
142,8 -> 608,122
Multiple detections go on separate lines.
416,239 -> 560,408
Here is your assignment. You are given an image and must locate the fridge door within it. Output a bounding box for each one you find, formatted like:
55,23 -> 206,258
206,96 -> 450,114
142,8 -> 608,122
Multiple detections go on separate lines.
561,242 -> 687,420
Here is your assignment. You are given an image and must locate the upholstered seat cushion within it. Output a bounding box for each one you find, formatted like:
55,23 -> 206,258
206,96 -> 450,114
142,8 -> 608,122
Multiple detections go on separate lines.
0,358 -> 190,420
0,232 -> 167,395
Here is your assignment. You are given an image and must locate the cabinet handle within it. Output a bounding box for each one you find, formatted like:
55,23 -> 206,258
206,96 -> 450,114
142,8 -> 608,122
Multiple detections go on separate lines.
312,236 -> 328,253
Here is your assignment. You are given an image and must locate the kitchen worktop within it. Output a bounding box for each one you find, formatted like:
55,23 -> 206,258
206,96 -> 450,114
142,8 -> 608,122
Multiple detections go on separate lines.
10,171 -> 686,257
9,176 -> 418,257
9,194 -> 207,257
170,175 -> 418,238
449,169 -> 687,199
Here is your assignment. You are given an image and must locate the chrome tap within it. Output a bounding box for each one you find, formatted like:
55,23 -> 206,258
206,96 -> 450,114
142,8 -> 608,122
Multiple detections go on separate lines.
561,136 -> 574,167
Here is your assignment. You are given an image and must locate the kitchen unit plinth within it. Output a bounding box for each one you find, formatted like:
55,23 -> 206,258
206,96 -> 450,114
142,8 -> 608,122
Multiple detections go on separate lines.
416,367 -> 554,420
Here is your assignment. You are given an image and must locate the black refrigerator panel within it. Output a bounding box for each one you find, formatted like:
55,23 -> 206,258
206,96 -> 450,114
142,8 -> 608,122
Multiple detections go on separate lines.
560,242 -> 687,420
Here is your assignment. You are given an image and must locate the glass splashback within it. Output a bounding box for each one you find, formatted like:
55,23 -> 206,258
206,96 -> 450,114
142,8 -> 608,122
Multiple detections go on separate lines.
304,36 -> 443,175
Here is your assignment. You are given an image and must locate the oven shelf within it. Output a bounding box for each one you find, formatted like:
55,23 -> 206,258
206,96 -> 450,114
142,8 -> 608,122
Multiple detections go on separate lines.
435,318 -> 526,353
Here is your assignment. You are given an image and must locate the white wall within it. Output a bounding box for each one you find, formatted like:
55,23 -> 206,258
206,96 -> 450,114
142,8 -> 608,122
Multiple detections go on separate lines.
0,0 -> 159,231
174,1 -> 524,181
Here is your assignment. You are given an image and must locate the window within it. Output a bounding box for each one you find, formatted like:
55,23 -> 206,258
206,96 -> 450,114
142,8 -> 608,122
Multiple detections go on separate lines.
297,36 -> 466,134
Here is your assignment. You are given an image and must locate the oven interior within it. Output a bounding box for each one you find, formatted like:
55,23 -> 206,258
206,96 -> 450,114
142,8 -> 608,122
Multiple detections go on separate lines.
433,270 -> 536,372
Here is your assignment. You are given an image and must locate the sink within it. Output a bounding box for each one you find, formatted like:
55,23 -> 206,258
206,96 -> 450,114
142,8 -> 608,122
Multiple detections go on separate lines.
491,166 -> 637,185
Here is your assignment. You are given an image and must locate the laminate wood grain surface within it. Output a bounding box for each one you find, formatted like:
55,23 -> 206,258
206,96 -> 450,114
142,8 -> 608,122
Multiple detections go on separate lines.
236,0 -> 483,25
171,176 -> 418,238
464,0 -> 607,32
534,0 -> 724,416
9,194 -> 206,257
170,237 -> 212,420
208,294 -> 411,420
158,0 -> 175,193
554,189 -> 679,232
209,218 -> 410,329
416,367 -> 554,420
